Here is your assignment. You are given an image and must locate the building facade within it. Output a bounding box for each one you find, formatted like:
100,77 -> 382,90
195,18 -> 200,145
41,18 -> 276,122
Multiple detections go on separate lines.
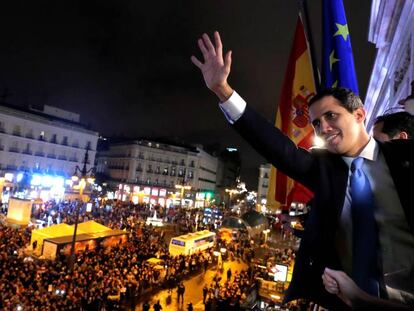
257,163 -> 271,211
364,0 -> 414,128
0,103 -> 98,201
96,139 -> 219,207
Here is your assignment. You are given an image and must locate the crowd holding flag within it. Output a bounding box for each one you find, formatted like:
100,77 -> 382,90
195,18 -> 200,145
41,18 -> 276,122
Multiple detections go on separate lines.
267,0 -> 359,210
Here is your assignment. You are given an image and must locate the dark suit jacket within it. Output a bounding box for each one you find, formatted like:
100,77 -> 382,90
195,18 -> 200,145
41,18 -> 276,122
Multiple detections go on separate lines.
233,107 -> 414,309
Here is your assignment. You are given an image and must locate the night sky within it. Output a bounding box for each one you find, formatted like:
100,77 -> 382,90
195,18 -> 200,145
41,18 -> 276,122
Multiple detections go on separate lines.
0,0 -> 375,188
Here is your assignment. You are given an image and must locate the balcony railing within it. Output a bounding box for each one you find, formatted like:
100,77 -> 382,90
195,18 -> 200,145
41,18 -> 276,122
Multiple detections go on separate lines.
47,154 -> 57,159
35,151 -> 45,157
22,149 -> 33,155
9,147 -> 20,153
58,155 -> 67,160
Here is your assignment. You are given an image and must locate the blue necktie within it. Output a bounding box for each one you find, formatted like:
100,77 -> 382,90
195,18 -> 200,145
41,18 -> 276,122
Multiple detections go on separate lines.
350,157 -> 379,296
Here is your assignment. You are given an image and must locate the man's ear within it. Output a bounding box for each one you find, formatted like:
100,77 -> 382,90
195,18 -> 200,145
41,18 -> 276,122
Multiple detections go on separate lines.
354,107 -> 366,123
394,131 -> 409,140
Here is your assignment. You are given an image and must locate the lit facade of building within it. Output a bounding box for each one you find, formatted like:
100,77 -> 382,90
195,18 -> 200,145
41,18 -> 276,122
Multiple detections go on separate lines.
96,139 -> 219,207
257,163 -> 271,212
364,0 -> 414,129
0,103 -> 98,201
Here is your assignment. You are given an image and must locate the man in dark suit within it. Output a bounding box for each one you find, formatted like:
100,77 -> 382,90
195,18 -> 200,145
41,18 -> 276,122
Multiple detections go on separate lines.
191,32 -> 414,310
373,111 -> 414,142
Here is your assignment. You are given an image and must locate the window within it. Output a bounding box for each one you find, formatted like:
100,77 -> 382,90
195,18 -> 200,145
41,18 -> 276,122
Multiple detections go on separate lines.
39,131 -> 45,141
163,167 -> 168,175
51,134 -> 57,143
10,141 -> 19,152
26,129 -> 34,139
23,143 -> 31,154
170,167 -> 176,176
13,125 -> 21,136
62,136 -> 68,145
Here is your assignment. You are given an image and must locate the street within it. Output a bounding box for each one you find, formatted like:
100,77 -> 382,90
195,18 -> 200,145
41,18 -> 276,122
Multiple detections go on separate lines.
134,259 -> 248,311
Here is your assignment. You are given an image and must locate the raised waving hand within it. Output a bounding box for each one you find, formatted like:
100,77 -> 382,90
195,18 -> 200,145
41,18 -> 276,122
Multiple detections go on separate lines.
191,31 -> 233,102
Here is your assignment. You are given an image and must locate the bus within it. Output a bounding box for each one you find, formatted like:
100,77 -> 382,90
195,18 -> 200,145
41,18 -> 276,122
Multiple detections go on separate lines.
169,230 -> 216,256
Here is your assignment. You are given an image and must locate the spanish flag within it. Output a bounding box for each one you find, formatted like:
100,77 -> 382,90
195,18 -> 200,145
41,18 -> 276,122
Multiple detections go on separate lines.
266,16 -> 316,210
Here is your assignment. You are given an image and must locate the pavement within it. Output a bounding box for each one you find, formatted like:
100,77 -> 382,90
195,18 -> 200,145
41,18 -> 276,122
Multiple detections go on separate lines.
130,225 -> 298,310
133,259 -> 248,311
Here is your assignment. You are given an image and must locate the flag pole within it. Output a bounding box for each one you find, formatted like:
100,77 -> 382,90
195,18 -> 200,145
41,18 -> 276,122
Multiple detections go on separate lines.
298,0 -> 321,92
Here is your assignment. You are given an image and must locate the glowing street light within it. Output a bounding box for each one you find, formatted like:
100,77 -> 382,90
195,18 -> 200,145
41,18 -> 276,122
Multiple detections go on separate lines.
263,229 -> 271,244
225,188 -> 238,208
0,177 -> 5,203
68,148 -> 95,273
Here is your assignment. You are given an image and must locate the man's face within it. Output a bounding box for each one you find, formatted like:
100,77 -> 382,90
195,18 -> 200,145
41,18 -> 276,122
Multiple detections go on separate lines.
373,121 -> 391,142
309,95 -> 367,156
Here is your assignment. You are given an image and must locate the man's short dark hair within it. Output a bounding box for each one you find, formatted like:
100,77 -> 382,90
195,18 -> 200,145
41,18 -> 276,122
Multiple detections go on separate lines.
308,87 -> 363,113
374,111 -> 414,139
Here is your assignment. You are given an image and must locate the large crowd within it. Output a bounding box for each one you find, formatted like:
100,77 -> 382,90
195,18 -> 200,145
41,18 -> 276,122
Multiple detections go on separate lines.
203,269 -> 253,310
0,199 -> 298,310
0,201 -> 238,310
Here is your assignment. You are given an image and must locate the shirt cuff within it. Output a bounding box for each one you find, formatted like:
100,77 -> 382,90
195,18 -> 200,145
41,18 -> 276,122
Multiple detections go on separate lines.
219,91 -> 247,124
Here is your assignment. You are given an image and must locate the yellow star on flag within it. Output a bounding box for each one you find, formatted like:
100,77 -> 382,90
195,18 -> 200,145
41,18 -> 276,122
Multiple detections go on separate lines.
334,23 -> 349,41
329,50 -> 339,71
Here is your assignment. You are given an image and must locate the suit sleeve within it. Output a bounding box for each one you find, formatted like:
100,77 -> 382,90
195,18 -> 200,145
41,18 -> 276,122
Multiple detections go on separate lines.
232,106 -> 316,190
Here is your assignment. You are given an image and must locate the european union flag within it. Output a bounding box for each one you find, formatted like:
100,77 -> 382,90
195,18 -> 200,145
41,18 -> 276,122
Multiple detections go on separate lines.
322,0 -> 359,94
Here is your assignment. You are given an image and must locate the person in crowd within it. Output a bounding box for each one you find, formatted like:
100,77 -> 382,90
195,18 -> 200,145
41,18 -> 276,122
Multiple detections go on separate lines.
142,301 -> 150,311
177,282 -> 185,303
373,111 -> 414,142
203,284 -> 208,303
191,31 -> 414,309
153,300 -> 162,311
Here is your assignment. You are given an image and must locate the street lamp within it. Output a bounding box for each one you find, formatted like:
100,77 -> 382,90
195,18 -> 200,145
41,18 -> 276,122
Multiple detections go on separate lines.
263,229 -> 271,244
225,188 -> 238,209
175,184 -> 191,209
68,149 -> 94,272
0,177 -> 5,203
